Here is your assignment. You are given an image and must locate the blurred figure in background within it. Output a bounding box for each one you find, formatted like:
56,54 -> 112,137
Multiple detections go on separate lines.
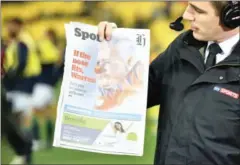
31,28 -> 62,150
3,17 -> 41,130
80,1 -> 100,17
164,2 -> 172,19
3,17 -> 42,161
1,39 -> 33,165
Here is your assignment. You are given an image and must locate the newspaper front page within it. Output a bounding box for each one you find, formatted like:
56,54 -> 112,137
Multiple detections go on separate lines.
53,22 -> 150,156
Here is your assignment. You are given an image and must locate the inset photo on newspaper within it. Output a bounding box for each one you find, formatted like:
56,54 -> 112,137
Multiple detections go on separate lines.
95,37 -> 145,112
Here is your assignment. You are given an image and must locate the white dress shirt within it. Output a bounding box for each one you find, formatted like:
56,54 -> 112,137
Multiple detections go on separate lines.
204,33 -> 240,64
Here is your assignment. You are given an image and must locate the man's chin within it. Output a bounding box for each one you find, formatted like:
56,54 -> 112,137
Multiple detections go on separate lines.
192,31 -> 208,42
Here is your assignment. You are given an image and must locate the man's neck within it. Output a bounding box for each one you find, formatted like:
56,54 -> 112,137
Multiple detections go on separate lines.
215,28 -> 239,43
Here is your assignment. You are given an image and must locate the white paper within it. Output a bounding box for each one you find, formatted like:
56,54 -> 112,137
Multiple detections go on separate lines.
53,22 -> 150,156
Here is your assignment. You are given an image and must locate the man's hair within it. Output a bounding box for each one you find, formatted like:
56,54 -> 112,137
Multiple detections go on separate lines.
210,1 -> 228,16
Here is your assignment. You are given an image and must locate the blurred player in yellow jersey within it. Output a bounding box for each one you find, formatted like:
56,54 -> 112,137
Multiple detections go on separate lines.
3,17 -> 41,164
4,18 -> 41,128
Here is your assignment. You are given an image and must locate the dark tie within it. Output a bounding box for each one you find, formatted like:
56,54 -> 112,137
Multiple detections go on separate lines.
205,43 -> 222,69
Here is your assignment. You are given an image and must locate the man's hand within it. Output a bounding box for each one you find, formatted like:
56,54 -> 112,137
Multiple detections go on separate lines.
97,21 -> 118,41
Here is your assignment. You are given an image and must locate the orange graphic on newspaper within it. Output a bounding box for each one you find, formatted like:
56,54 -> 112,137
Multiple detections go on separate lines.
95,39 -> 144,111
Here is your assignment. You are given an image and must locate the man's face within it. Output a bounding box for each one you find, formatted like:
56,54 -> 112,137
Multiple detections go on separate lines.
183,2 -> 225,41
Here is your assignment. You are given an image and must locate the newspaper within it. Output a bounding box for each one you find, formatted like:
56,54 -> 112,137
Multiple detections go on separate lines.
53,22 -> 150,156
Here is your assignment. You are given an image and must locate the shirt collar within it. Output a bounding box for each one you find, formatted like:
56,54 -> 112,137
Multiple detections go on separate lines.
207,33 -> 240,55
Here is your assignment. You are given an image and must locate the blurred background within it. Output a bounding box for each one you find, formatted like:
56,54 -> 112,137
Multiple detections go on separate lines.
1,1 -> 188,164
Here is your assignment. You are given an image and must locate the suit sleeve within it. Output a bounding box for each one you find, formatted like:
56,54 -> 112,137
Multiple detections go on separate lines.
147,37 -> 180,108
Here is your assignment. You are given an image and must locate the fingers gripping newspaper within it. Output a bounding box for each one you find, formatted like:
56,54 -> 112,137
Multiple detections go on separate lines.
53,22 -> 150,156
